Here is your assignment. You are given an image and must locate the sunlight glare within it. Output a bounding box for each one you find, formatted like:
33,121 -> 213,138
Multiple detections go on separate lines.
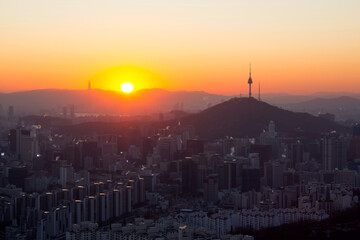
121,82 -> 134,93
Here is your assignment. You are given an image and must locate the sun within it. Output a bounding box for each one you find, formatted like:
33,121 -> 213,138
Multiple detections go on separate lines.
121,82 -> 134,93
90,66 -> 167,92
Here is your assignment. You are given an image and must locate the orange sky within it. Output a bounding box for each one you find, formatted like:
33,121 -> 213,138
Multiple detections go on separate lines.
1,0 -> 359,95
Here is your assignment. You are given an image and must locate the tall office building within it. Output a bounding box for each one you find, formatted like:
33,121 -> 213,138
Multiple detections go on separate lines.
157,136 -> 177,162
264,161 -> 286,188
74,200 -> 83,224
98,193 -> 107,222
353,123 -> 360,137
62,106 -> 67,118
70,105 -> 75,119
60,164 -> 74,188
186,139 -> 204,156
322,132 -> 347,171
8,105 -> 14,119
241,167 -> 261,192
9,127 -> 39,163
204,174 -> 219,203
80,140 -> 99,169
291,140 -> 304,168
182,157 -> 198,195
8,167 -> 27,189
250,144 -> 272,177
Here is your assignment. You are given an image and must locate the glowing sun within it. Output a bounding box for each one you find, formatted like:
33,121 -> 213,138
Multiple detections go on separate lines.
90,66 -> 167,92
121,82 -> 134,93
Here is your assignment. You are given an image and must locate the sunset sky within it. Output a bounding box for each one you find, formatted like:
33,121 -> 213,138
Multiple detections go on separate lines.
1,0 -> 359,95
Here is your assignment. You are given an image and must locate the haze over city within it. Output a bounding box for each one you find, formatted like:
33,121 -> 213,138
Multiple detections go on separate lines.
1,0 -> 360,94
1,1 -> 360,240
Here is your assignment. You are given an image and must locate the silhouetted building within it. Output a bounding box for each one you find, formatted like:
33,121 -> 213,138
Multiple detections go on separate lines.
260,121 -> 279,159
182,157 -> 198,195
250,144 -> 272,176
80,141 -> 100,169
349,136 -> 360,160
97,134 -> 118,156
65,144 -> 80,169
242,168 -> 260,192
354,123 -> 360,137
320,171 -> 335,184
283,170 -> 295,186
157,136 -> 176,162
8,127 -> 39,162
308,141 -> 321,162
8,167 -> 27,189
264,161 -> 286,188
351,123 -> 360,159
8,105 -> 14,119
8,129 -> 17,154
141,174 -> 157,192
322,132 -> 347,171
117,136 -> 126,154
142,137 -> 154,165
218,160 -> 237,190
291,140 -> 304,168
186,139 -> 204,156
70,105 -> 75,119
62,106 -> 67,118
204,174 -> 219,203
319,113 -> 335,121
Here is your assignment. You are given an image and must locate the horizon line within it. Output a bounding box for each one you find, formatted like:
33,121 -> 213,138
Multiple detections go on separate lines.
1,87 -> 360,96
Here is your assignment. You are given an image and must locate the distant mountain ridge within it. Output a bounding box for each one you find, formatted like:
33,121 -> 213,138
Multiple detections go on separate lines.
281,96 -> 360,121
284,96 -> 360,108
0,88 -> 231,116
0,89 -> 359,120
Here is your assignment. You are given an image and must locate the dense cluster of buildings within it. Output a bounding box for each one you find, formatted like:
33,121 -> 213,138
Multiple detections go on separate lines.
0,103 -> 360,239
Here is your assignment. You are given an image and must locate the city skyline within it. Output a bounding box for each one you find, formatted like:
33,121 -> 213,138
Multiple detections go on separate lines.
1,0 -> 360,94
2,2 -> 360,239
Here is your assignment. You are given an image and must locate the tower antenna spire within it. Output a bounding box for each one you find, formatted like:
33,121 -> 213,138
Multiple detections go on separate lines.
240,81 -> 242,98
258,80 -> 261,101
249,63 -> 251,78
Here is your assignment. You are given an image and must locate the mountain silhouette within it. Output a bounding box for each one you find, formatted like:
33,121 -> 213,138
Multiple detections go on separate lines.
179,97 -> 349,139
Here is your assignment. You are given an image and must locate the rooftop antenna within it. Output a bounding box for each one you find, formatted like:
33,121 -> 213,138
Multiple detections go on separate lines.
258,80 -> 261,101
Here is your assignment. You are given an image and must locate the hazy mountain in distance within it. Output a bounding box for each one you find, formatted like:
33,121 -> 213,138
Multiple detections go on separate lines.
281,96 -> 360,121
0,89 -> 90,116
262,92 -> 360,105
1,88 -> 359,118
0,88 -> 232,116
179,97 -> 349,139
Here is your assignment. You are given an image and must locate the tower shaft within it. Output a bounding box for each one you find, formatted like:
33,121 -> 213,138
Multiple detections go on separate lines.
248,64 -> 253,98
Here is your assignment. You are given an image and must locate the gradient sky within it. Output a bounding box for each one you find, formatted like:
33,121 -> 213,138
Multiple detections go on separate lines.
1,0 -> 359,95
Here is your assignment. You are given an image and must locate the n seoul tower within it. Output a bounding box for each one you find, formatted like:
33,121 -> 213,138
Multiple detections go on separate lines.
248,64 -> 253,98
